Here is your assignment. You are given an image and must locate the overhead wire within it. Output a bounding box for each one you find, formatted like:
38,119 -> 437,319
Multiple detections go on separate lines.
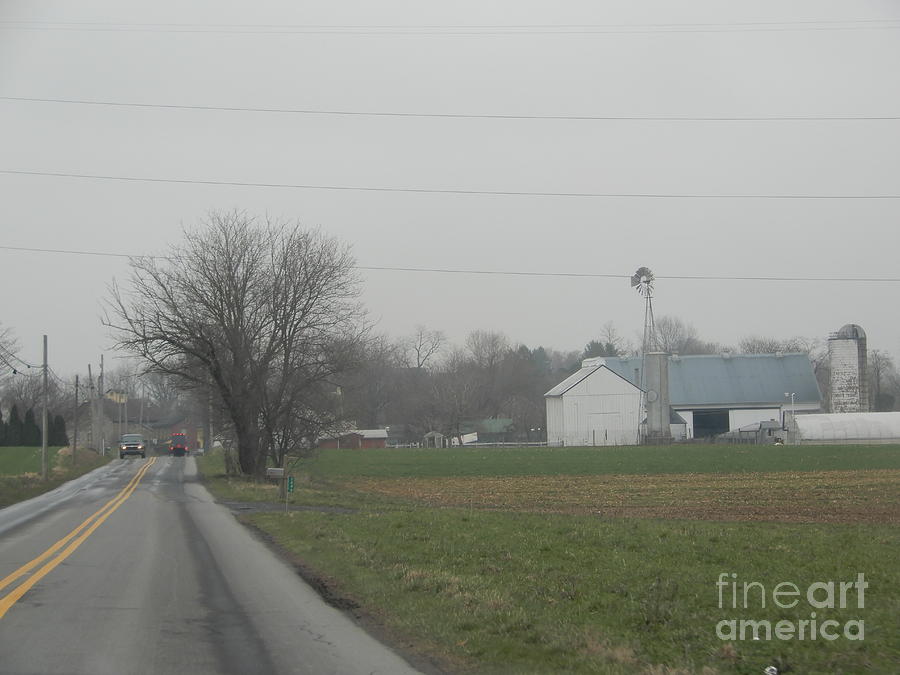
2,244 -> 900,283
0,18 -> 899,35
2,96 -> 897,122
0,356 -> 25,376
0,350 -> 37,376
47,366 -> 69,387
0,342 -> 36,370
2,169 -> 899,200
0,342 -> 75,386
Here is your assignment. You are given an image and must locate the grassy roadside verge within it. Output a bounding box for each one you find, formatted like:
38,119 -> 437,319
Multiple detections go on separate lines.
249,510 -> 899,674
0,447 -> 111,508
194,449 -> 391,510
196,449 -> 900,674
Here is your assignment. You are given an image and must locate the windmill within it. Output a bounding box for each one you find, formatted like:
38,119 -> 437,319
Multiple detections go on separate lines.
631,266 -> 657,357
630,266 -> 670,443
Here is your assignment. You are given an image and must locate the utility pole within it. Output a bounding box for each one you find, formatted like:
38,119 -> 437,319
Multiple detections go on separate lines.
41,335 -> 48,481
99,354 -> 105,456
73,374 -> 79,467
87,364 -> 95,449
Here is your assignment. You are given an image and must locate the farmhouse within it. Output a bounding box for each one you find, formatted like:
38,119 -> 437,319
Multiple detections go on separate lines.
545,353 -> 821,446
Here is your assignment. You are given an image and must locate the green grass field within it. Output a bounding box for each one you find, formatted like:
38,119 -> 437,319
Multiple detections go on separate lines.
304,444 -> 900,478
0,446 -> 110,507
0,446 -> 48,475
198,446 -> 900,674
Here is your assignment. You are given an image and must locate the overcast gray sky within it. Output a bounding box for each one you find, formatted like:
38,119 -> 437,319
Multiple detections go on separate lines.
2,0 -> 899,375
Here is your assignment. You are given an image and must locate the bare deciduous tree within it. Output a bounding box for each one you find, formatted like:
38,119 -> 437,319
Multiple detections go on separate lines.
403,325 -> 445,370
738,336 -> 806,354
869,349 -> 897,411
338,334 -> 404,429
653,316 -> 721,355
431,347 -> 480,444
141,370 -> 185,412
465,330 -> 508,370
465,330 -> 510,416
0,323 -> 22,393
106,211 -> 365,475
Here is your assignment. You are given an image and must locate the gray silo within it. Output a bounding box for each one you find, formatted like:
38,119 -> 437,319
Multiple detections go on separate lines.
828,324 -> 869,413
643,351 -> 672,442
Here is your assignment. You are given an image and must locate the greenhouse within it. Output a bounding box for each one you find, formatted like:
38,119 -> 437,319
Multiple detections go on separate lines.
790,412 -> 900,444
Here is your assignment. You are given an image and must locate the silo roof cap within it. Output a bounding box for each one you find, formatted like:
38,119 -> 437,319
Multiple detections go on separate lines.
836,324 -> 866,339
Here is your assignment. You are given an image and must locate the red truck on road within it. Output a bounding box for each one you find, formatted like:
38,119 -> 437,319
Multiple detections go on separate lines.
169,433 -> 189,457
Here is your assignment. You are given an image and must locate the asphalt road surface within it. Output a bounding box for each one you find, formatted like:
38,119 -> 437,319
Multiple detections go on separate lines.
0,457 -> 420,675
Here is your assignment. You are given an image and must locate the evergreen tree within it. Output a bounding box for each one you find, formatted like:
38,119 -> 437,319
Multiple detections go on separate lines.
0,408 -> 6,446
23,408 -> 41,446
582,339 -> 620,359
46,414 -> 57,446
7,405 -> 23,446
51,414 -> 69,446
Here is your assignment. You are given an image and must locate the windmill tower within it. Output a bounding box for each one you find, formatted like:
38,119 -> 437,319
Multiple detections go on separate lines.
631,266 -> 657,357
631,267 -> 671,443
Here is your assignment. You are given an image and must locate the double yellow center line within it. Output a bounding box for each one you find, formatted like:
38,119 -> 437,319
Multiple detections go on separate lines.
0,457 -> 157,619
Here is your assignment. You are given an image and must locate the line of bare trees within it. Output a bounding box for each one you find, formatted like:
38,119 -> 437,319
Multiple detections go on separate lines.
7,213 -> 900,475
338,320 -> 900,446
338,327 -> 564,445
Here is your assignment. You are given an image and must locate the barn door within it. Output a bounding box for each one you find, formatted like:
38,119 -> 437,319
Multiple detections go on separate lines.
588,412 -> 622,446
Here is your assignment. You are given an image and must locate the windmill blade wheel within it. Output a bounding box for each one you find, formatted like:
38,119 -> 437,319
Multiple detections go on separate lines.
631,266 -> 654,295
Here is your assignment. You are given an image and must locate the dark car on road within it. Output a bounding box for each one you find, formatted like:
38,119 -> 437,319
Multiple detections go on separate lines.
119,434 -> 147,459
169,433 -> 189,457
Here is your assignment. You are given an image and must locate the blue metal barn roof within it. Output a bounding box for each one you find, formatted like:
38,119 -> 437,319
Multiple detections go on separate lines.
547,353 -> 821,407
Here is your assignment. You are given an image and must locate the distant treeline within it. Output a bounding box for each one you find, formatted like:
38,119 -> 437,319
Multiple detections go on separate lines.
0,404 -> 69,446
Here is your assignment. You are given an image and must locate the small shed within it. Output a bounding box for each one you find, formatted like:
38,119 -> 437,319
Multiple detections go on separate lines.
423,431 -> 448,448
317,429 -> 388,449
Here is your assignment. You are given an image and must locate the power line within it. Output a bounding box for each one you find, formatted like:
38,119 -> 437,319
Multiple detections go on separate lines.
47,366 -> 69,387
3,96 -> 897,122
0,355 -> 32,376
0,342 -> 36,369
6,19 -> 900,27
0,347 -> 37,374
0,19 -> 898,35
0,244 -> 147,259
2,244 -> 900,283
3,169 -> 900,200
357,266 -> 900,283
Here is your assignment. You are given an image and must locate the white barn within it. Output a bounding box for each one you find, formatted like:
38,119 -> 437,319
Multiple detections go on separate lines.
545,361 -> 642,446
545,353 -> 822,446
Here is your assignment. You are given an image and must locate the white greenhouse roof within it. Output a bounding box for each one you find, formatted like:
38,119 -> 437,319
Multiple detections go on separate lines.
794,412 -> 900,442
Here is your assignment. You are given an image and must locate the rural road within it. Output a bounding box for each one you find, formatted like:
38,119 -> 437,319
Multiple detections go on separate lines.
0,457 -> 421,675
